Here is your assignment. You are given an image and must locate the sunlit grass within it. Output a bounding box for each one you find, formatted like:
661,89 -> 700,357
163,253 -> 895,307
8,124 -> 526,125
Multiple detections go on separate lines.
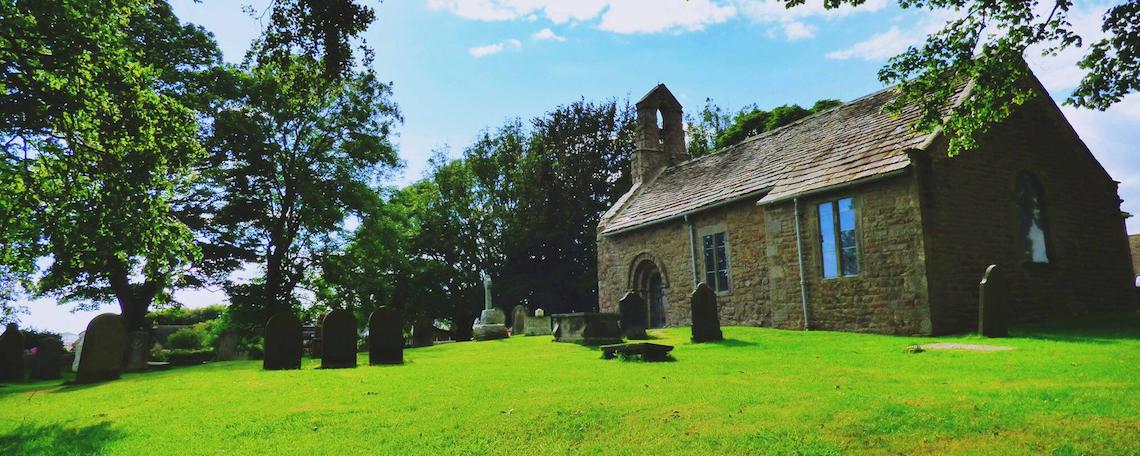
2,313 -> 1138,455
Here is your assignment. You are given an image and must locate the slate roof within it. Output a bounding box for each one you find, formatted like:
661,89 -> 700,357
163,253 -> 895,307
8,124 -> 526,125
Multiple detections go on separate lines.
600,86 -> 945,235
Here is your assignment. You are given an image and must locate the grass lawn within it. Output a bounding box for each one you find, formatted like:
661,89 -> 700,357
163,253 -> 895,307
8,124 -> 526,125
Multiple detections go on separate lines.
2,314 -> 1139,455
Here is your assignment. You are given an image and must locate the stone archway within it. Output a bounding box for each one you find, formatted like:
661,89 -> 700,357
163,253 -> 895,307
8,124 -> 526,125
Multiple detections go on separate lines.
628,253 -> 669,328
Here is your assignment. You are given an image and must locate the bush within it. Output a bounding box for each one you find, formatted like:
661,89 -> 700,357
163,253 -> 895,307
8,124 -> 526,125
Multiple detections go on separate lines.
21,328 -> 63,350
166,328 -> 204,350
146,305 -> 227,326
163,348 -> 214,366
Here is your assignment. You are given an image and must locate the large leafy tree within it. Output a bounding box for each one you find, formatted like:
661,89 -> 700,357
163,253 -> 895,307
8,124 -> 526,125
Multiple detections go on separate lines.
0,0 -> 221,329
778,0 -> 1139,155
202,57 -> 400,322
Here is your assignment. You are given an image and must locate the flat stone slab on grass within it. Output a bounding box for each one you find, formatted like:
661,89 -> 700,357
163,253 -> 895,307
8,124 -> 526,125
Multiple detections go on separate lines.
917,343 -> 1015,352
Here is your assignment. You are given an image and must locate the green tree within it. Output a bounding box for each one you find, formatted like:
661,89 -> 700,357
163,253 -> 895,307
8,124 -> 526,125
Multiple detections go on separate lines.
714,99 -> 842,149
1,0 -> 221,330
202,56 -> 401,322
777,0 -> 1138,155
686,98 -> 731,158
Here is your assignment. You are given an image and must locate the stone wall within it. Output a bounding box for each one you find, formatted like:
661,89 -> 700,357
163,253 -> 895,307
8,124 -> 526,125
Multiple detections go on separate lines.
919,94 -> 1135,334
597,175 -> 933,335
1129,234 -> 1140,278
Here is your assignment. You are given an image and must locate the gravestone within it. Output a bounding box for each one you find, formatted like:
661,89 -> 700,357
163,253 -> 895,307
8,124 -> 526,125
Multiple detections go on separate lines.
320,309 -> 358,369
524,308 -> 553,336
71,332 -> 85,372
0,323 -> 24,382
263,312 -> 303,370
978,264 -> 1009,338
123,331 -> 150,372
31,337 -> 63,380
511,305 -> 528,335
452,311 -> 474,342
368,306 -> 403,365
75,314 -> 128,384
215,332 -> 240,361
690,283 -> 723,343
619,292 -> 649,340
550,312 -> 622,345
472,274 -> 508,340
473,308 -> 509,341
411,316 -> 435,347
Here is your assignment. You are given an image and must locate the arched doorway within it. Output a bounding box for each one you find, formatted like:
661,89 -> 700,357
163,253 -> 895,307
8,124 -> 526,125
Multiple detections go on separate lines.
629,254 -> 669,328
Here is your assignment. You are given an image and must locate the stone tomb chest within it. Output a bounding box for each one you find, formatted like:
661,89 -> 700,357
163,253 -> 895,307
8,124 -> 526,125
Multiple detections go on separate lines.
551,312 -> 622,345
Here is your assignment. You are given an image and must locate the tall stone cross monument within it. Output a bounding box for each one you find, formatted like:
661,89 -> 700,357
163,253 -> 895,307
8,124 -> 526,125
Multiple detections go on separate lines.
483,272 -> 493,311
473,271 -> 507,340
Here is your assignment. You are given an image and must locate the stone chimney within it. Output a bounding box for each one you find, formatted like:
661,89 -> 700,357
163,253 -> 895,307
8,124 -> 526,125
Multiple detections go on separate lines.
632,84 -> 688,185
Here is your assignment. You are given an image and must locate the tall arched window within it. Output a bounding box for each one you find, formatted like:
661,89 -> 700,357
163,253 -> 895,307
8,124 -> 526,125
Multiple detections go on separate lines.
1015,171 -> 1050,264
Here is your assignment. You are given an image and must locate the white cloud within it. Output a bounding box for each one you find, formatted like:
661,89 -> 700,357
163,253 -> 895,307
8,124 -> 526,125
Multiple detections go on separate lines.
736,0 -> 888,23
597,0 -> 736,34
532,27 -> 566,42
469,42 -> 505,57
429,0 -> 879,38
782,21 -> 816,41
825,26 -> 912,60
469,37 -> 523,57
427,0 -> 607,23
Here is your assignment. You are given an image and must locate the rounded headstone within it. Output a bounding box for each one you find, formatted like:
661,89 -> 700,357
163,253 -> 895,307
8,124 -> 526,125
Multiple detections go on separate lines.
215,332 -> 240,361
0,323 -> 25,382
690,283 -> 723,343
320,309 -> 358,369
978,264 -> 1009,338
31,337 -> 63,381
511,305 -> 528,335
368,307 -> 403,365
263,312 -> 302,370
535,308 -> 545,317
75,314 -> 128,384
123,331 -> 150,372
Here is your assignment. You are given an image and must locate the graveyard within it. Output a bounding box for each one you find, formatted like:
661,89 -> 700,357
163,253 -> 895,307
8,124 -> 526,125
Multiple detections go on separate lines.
1,313 -> 1138,455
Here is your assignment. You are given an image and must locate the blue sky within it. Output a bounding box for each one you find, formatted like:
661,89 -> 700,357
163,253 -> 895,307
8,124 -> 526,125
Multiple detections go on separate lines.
17,0 -> 1139,333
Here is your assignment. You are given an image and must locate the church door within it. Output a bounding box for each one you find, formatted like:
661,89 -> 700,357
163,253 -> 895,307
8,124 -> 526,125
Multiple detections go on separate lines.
648,274 -> 666,328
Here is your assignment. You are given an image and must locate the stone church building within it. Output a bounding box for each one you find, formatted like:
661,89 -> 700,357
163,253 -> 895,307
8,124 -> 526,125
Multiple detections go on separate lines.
596,75 -> 1135,335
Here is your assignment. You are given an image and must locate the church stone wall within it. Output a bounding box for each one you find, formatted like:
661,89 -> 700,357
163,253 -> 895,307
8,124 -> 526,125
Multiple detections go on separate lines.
598,175 -> 934,335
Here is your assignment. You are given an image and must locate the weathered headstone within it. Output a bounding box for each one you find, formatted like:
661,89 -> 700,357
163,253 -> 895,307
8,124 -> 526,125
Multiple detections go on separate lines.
75,314 -> 128,384
368,306 -> 403,365
690,283 -> 723,343
0,323 -> 24,382
411,316 -> 435,347
320,310 -> 358,369
31,337 -> 63,380
524,308 -> 553,336
550,312 -> 622,345
978,264 -> 1009,338
215,332 -> 240,361
619,292 -> 649,340
71,331 -> 85,372
452,311 -> 474,342
122,331 -> 150,372
511,305 -> 528,335
263,312 -> 302,370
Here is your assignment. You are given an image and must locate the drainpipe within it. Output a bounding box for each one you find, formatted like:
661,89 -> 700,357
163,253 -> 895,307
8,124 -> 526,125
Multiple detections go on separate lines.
794,197 -> 810,330
685,215 -> 699,287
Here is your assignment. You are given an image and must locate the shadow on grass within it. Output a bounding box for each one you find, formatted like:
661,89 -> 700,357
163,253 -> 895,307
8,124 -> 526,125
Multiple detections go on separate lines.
0,421 -> 122,455
1011,312 -> 1140,344
704,338 -> 758,348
